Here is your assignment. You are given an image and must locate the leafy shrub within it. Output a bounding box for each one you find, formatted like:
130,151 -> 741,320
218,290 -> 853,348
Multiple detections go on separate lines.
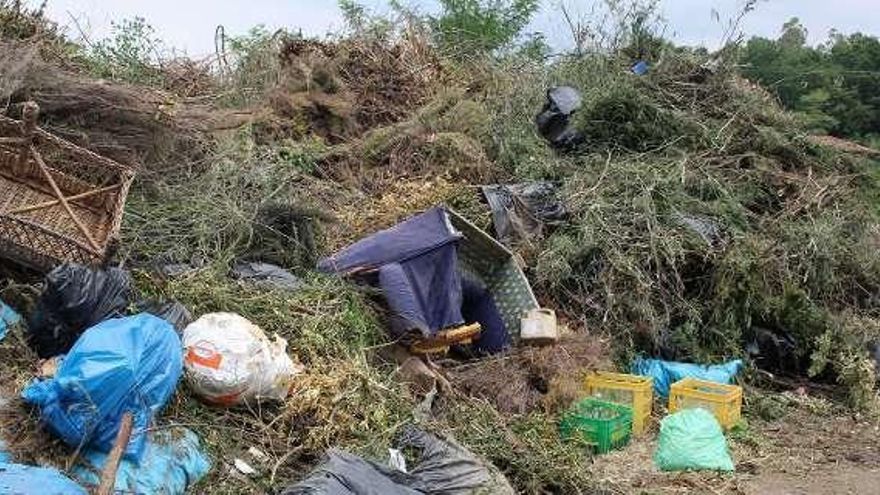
431,0 -> 540,55
85,17 -> 163,86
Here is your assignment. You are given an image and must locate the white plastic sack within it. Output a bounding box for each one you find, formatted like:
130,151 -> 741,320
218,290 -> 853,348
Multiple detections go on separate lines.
183,313 -> 302,406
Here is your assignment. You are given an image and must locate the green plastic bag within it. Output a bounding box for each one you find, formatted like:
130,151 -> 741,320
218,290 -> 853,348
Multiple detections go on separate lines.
654,408 -> 735,472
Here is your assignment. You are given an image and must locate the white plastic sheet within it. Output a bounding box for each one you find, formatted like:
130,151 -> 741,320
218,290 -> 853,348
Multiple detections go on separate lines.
183,313 -> 302,406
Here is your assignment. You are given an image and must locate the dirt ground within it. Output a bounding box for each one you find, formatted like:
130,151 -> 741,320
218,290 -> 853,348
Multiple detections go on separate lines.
591,391 -> 880,494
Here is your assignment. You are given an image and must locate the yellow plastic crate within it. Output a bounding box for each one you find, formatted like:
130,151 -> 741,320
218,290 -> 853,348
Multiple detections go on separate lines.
668,378 -> 742,430
584,372 -> 653,435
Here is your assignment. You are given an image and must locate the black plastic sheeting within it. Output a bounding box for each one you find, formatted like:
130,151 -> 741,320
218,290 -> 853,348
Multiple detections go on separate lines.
137,300 -> 193,334
281,427 -> 514,495
28,263 -> 133,358
745,327 -> 801,375
231,261 -> 303,291
482,182 -> 567,245
535,86 -> 584,151
27,263 -> 194,357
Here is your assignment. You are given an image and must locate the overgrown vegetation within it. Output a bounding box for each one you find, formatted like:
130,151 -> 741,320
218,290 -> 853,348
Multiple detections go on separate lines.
0,0 -> 879,493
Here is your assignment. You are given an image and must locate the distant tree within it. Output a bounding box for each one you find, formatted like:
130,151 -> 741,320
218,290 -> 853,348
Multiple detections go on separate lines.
516,31 -> 552,60
741,20 -> 880,143
779,17 -> 807,49
431,0 -> 540,55
338,0 -> 393,38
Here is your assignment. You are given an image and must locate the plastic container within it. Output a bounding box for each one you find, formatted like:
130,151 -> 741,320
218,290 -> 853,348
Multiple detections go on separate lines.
559,398 -> 632,454
584,372 -> 653,435
668,377 -> 742,430
520,308 -> 558,344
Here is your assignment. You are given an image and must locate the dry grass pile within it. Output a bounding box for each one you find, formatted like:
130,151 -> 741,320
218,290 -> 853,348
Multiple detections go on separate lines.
471,51 -> 880,408
321,90 -> 499,192
447,333 -> 610,415
253,29 -> 441,146
332,33 -> 439,131
0,321 -> 71,470
324,177 -> 487,250
159,57 -> 219,98
0,40 -> 245,173
256,38 -> 354,144
279,30 -> 440,133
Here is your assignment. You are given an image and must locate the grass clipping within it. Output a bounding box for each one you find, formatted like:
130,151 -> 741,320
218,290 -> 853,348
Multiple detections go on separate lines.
502,54 -> 880,409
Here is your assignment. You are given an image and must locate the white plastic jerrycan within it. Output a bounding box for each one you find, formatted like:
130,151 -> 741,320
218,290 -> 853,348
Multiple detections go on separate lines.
520,308 -> 558,344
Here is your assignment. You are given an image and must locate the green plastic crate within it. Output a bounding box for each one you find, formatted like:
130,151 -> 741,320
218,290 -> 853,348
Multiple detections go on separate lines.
560,398 -> 633,454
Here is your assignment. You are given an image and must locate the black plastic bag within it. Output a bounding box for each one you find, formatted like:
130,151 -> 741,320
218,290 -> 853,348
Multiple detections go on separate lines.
281,451 -> 419,495
281,427 -> 513,495
535,86 -> 584,151
482,182 -> 567,245
745,327 -> 800,374
137,300 -> 192,333
27,263 -> 133,358
396,427 -> 513,494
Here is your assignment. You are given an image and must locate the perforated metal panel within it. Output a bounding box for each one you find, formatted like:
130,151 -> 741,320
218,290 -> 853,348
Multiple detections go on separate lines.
447,208 -> 538,336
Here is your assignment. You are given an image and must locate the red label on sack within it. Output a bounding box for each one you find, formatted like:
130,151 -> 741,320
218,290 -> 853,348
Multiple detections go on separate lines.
206,392 -> 242,406
186,341 -> 223,369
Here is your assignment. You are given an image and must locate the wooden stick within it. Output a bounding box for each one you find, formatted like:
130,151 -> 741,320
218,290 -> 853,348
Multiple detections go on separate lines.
30,146 -> 102,252
13,102 -> 37,177
96,412 -> 134,495
0,137 -> 25,145
4,183 -> 121,215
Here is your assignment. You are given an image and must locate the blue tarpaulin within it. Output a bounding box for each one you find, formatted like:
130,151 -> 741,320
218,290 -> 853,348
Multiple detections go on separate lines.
632,358 -> 743,398
0,300 -> 21,342
319,208 -> 465,338
22,313 -> 183,461
0,462 -> 87,495
74,428 -> 211,495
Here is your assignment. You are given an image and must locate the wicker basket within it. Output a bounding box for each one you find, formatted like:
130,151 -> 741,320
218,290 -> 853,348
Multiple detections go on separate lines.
0,103 -> 135,271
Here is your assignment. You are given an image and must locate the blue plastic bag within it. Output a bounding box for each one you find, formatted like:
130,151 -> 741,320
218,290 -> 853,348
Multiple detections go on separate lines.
631,60 -> 650,75
632,358 -> 742,398
74,428 -> 211,494
0,439 -> 10,463
0,299 -> 21,342
0,462 -> 87,494
22,313 -> 183,461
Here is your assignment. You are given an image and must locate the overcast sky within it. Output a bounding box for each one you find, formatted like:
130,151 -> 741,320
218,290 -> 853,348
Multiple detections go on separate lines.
31,0 -> 880,57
